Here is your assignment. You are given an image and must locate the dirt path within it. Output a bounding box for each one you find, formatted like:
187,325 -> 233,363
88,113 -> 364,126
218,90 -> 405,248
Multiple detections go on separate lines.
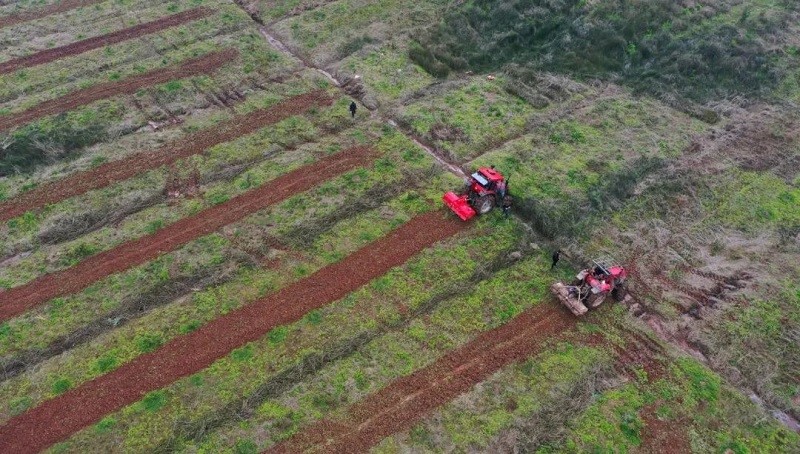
0,211 -> 465,454
0,48 -> 236,132
0,7 -> 213,75
271,303 -> 574,453
0,90 -> 332,222
0,146 -> 375,322
0,0 -> 103,28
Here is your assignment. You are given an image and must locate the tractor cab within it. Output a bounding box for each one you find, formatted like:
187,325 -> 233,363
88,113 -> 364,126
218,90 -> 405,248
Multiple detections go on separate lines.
469,167 -> 504,194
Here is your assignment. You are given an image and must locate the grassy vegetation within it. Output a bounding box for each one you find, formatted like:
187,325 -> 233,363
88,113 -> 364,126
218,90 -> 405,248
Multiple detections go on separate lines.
410,0 -> 800,102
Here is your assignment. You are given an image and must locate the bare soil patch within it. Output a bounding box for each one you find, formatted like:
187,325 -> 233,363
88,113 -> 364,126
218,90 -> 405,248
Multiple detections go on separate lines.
0,7 -> 213,75
272,303 -> 575,453
0,146 -> 375,321
0,90 -> 333,222
0,48 -> 238,132
636,405 -> 691,454
0,0 -> 103,28
0,211 -> 465,454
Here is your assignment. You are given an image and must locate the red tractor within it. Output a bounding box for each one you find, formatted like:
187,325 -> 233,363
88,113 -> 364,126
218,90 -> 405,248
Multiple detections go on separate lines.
443,167 -> 507,221
551,260 -> 628,316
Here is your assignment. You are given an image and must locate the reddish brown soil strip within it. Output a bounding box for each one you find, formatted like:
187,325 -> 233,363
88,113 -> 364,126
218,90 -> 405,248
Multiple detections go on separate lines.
0,0 -> 103,28
0,146 -> 375,322
0,211 -> 465,454
0,7 -> 213,75
0,90 -> 332,222
637,405 -> 691,454
272,303 -> 575,453
0,48 -> 237,132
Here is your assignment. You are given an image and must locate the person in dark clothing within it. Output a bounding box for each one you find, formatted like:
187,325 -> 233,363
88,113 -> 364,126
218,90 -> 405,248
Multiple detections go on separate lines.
501,194 -> 512,218
551,250 -> 561,269
349,101 -> 357,118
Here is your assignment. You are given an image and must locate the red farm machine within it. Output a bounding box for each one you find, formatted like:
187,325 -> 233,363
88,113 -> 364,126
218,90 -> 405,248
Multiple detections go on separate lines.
443,166 -> 507,221
551,260 -> 629,316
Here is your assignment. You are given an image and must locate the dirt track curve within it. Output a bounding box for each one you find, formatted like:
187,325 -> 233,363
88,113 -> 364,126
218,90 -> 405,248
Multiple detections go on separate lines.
0,211 -> 465,454
0,0 -> 103,28
272,303 -> 575,453
0,90 -> 332,222
0,146 -> 374,322
0,7 -> 213,75
0,48 -> 237,132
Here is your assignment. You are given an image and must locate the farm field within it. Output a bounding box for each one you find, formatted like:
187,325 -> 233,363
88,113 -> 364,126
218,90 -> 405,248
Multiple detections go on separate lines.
0,0 -> 798,453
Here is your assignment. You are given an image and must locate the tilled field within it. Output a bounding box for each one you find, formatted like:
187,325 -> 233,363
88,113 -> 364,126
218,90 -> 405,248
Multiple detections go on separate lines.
273,303 -> 575,453
0,0 -> 104,28
0,145 -> 375,320
0,48 -> 238,132
0,7 -> 212,74
0,90 -> 332,222
0,212 -> 464,453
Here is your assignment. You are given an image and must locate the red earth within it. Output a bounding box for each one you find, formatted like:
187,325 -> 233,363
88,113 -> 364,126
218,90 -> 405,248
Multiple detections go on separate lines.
271,303 -> 575,453
0,0 -> 103,28
0,211 -> 465,453
0,90 -> 333,222
0,48 -> 238,132
0,145 -> 374,321
0,7 -> 213,75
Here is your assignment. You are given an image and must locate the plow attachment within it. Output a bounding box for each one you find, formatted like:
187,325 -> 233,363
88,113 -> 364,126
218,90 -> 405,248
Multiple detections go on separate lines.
550,282 -> 589,316
443,191 -> 476,221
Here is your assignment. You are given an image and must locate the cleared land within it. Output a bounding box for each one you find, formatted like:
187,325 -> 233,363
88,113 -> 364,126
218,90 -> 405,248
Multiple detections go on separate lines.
0,0 -> 103,28
273,303 -> 574,453
0,90 -> 332,222
0,48 -> 238,132
0,145 -> 375,320
0,211 -> 464,453
0,7 -> 213,75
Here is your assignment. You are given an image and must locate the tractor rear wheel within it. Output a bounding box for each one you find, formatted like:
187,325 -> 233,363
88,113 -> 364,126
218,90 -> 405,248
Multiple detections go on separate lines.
474,195 -> 495,215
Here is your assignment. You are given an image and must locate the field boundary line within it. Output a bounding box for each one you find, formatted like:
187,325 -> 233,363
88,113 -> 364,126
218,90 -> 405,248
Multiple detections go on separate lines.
0,146 -> 375,321
0,7 -> 213,75
0,211 -> 465,453
0,48 -> 238,132
0,90 -> 333,222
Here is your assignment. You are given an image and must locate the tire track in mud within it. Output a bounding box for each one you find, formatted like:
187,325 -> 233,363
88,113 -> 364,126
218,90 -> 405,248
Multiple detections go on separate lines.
0,0 -> 103,28
0,48 -> 238,132
0,7 -> 213,75
0,211 -> 465,454
271,303 -> 575,453
0,90 -> 333,222
0,146 -> 375,322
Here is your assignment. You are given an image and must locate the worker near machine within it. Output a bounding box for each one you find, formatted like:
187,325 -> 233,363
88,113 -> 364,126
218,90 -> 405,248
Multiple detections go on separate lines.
349,101 -> 357,118
496,179 -> 507,199
501,194 -> 512,218
551,249 -> 561,269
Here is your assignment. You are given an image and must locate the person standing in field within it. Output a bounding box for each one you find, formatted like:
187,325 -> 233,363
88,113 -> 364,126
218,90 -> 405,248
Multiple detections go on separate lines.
501,194 -> 512,218
349,101 -> 357,118
551,250 -> 561,269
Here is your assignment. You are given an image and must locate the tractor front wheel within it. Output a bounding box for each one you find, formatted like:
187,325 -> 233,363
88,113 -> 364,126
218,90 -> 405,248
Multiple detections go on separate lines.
474,195 -> 495,215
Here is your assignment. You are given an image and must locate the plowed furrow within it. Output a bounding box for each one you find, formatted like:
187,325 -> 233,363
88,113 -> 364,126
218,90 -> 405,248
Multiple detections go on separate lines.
0,48 -> 238,132
0,7 -> 213,74
0,146 -> 375,321
0,0 -> 103,28
0,90 -> 333,222
272,303 -> 575,453
0,211 -> 465,454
